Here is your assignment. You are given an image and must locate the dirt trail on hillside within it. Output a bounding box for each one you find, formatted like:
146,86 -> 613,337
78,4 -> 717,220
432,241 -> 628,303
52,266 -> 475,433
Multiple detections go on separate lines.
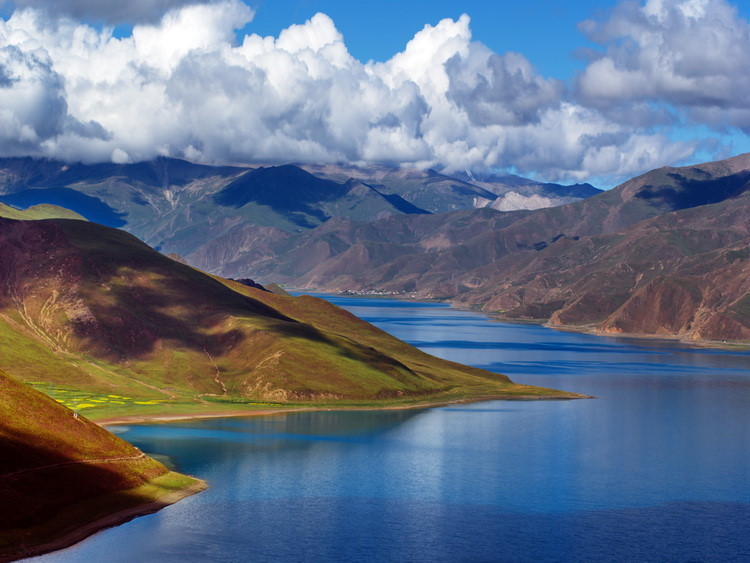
0,453 -> 148,481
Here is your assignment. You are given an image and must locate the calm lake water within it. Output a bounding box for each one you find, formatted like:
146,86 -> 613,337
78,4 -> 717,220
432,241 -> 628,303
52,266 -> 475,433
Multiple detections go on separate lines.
36,295 -> 750,562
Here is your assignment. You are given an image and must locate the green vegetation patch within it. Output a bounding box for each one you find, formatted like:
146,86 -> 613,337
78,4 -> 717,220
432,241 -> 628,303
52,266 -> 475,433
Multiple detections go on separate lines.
26,383 -> 172,417
0,202 -> 86,221
202,396 -> 287,407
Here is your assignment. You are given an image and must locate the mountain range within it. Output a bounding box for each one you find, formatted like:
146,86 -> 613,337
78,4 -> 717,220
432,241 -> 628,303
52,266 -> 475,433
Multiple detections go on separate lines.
0,157 -> 598,258
0,153 -> 747,343
201,153 -> 750,343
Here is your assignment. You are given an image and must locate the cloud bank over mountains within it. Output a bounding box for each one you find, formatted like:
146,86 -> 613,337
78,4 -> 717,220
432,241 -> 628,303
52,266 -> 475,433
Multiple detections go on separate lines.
5,0 -> 203,24
0,0 -> 745,183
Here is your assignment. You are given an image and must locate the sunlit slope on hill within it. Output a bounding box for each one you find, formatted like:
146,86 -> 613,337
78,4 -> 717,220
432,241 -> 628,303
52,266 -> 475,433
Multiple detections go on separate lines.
0,202 -> 86,221
0,217 -> 580,417
0,370 -> 201,560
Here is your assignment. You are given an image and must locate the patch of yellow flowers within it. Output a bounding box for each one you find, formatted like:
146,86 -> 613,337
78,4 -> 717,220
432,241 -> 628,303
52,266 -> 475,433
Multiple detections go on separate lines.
27,383 -> 168,411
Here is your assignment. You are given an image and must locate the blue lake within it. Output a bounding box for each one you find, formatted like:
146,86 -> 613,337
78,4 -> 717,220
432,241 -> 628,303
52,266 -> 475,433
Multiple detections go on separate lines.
36,295 -> 750,561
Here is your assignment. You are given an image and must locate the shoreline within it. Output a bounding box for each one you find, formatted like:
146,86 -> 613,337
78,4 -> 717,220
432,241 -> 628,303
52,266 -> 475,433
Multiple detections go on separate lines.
545,323 -> 750,350
94,391 -> 591,427
3,475 -> 206,562
296,290 -> 750,350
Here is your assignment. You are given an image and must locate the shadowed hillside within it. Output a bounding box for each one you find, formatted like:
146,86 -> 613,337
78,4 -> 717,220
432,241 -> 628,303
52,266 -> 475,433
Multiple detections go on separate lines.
0,370 -> 202,561
0,217 -> 580,419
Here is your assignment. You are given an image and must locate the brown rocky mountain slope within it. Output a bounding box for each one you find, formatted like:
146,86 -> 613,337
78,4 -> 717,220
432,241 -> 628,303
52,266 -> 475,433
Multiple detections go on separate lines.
203,153 -> 750,343
454,191 -> 750,341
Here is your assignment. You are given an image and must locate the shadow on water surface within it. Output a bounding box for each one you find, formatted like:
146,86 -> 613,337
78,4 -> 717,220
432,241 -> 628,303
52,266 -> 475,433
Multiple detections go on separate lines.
164,409 -> 424,437
121,410 -> 425,472
440,407 -> 518,413
482,359 -> 750,376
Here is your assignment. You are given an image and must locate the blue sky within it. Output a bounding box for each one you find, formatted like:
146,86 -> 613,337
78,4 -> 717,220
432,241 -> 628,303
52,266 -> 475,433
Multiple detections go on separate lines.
243,0 -> 610,77
246,0 -> 750,76
240,0 -> 750,172
1,0 -> 750,186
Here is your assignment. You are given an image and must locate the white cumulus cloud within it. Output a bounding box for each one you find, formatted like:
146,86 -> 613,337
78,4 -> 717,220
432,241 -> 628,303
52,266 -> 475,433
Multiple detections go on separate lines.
0,0 -> 706,183
577,0 -> 750,130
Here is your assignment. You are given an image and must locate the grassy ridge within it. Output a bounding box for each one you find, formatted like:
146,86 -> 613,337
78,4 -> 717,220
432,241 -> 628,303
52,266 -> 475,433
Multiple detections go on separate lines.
0,202 -> 86,221
0,216 -> 582,422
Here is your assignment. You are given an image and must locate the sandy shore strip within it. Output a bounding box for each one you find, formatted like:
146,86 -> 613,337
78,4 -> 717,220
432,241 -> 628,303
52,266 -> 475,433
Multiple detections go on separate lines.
96,408 -> 315,426
95,392 -> 591,427
4,477 -> 206,562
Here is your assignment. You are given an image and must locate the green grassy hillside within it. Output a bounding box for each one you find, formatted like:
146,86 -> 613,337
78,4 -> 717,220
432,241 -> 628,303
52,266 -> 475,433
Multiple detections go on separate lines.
0,216 -> 581,421
0,202 -> 86,221
0,370 -> 202,560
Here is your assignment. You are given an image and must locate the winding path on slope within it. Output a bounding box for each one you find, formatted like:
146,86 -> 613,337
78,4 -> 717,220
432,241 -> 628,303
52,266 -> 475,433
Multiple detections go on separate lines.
0,453 -> 149,482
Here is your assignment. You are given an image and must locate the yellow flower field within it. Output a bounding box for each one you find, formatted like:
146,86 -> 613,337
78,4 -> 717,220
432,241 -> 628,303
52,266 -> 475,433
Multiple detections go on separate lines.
26,383 -> 169,412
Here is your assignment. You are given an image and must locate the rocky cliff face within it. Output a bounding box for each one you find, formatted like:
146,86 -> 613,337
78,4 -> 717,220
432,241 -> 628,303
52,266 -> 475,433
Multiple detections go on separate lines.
471,193 -> 750,341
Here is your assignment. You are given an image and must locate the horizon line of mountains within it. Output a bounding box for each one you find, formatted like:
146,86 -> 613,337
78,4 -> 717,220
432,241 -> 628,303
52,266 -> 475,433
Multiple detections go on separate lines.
0,153 -> 748,343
